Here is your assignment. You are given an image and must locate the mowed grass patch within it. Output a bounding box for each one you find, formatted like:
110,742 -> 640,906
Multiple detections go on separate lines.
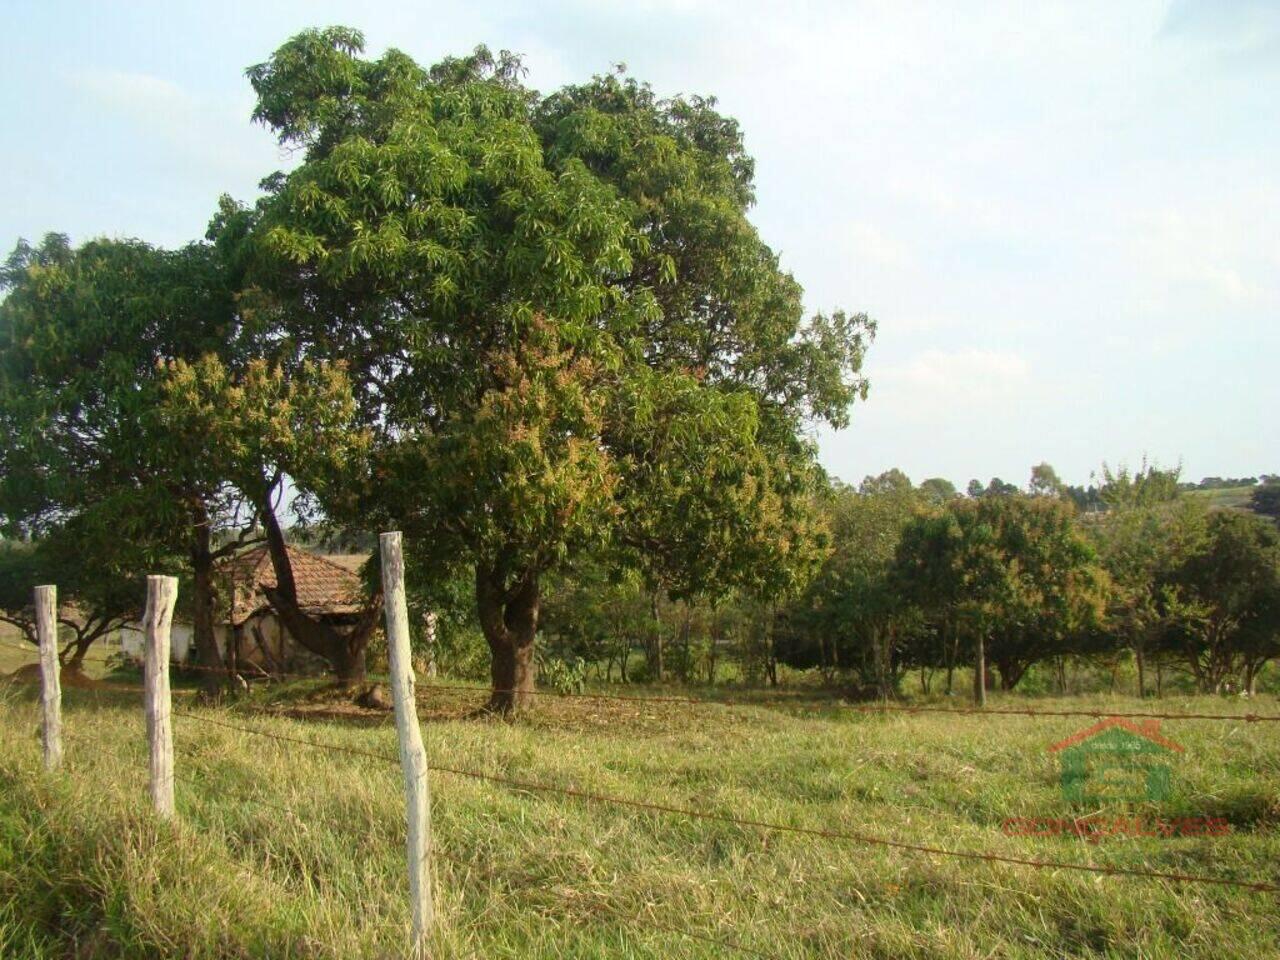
1183,485 -> 1259,512
1,678 -> 1277,959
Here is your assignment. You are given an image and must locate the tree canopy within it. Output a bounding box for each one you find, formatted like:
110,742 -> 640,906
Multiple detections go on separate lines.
1250,481 -> 1280,523
0,233 -> 250,689
892,494 -> 1107,700
232,28 -> 874,710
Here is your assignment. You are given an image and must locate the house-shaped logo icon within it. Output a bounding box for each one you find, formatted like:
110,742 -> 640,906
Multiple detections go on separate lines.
1049,717 -> 1184,804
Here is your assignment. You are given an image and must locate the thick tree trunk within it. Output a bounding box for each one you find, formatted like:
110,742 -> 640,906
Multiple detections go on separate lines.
650,591 -> 664,683
944,621 -> 957,696
765,608 -> 778,688
190,508 -> 226,698
1243,659 -> 1263,696
996,658 -> 1027,691
256,487 -> 380,689
333,638 -> 369,686
476,563 -> 539,715
62,631 -> 96,675
1134,645 -> 1146,699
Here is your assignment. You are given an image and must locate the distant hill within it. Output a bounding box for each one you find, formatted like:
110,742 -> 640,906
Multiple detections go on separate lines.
1183,484 -> 1259,513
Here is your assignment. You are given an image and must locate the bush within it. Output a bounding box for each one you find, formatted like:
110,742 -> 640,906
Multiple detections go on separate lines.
537,655 -> 587,695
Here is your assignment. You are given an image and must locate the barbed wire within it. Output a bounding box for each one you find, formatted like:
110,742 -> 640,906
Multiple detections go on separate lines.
174,709 -> 399,764
5,642 -> 1274,727
169,762 -> 777,959
168,709 -> 1280,894
0,639 -> 328,683
845,702 -> 1279,722
406,679 -> 1280,724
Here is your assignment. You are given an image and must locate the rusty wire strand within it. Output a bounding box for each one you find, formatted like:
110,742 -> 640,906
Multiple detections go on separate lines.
169,709 -> 1280,894
7,640 -> 1275,725
171,767 -> 778,959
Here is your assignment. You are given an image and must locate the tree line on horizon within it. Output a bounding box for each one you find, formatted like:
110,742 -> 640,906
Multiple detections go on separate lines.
517,461 -> 1279,703
773,462 -> 1280,702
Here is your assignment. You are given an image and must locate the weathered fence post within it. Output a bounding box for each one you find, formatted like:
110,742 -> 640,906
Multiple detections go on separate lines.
423,611 -> 438,679
144,575 -> 179,820
34,584 -> 62,771
380,531 -> 434,957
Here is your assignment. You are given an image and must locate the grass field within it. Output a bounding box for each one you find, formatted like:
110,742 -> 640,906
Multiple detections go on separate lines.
1,655 -> 1278,959
1183,485 -> 1259,513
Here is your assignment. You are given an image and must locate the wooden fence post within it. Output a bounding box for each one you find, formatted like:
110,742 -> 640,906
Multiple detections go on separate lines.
34,584 -> 62,771
380,531 -> 434,957
423,611 -> 438,679
144,575 -> 179,820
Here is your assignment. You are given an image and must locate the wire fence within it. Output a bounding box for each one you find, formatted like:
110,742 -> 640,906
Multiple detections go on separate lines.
7,617 -> 1280,960
167,709 -> 1280,895
4,638 -> 1277,725
179,770 -> 780,960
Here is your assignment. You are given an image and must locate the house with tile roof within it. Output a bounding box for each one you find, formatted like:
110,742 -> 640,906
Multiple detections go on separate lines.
119,546 -> 369,675
213,545 -> 368,675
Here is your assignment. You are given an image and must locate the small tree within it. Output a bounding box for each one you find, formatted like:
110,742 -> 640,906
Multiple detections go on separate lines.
894,495 -> 1107,703
1097,458 -> 1181,509
918,477 -> 958,505
0,526 -> 143,672
156,355 -> 380,686
1159,510 -> 1280,693
1028,462 -> 1064,497
1088,499 -> 1207,696
781,477 -> 923,697
1250,481 -> 1280,524
0,234 -> 256,694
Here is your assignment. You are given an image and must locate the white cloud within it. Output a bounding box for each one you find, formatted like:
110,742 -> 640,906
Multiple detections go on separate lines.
890,347 -> 1029,386
1119,193 -> 1279,323
71,68 -> 279,184
877,348 -> 1031,410
75,69 -> 191,114
844,221 -> 909,269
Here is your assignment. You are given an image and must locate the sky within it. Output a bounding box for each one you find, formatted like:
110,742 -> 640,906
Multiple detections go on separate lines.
2,0 -> 1277,491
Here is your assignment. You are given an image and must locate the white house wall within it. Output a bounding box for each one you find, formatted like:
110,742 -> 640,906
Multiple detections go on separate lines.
117,621 -> 194,663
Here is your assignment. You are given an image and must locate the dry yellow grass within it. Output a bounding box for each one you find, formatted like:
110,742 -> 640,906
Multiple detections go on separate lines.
1,673 -> 1277,958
